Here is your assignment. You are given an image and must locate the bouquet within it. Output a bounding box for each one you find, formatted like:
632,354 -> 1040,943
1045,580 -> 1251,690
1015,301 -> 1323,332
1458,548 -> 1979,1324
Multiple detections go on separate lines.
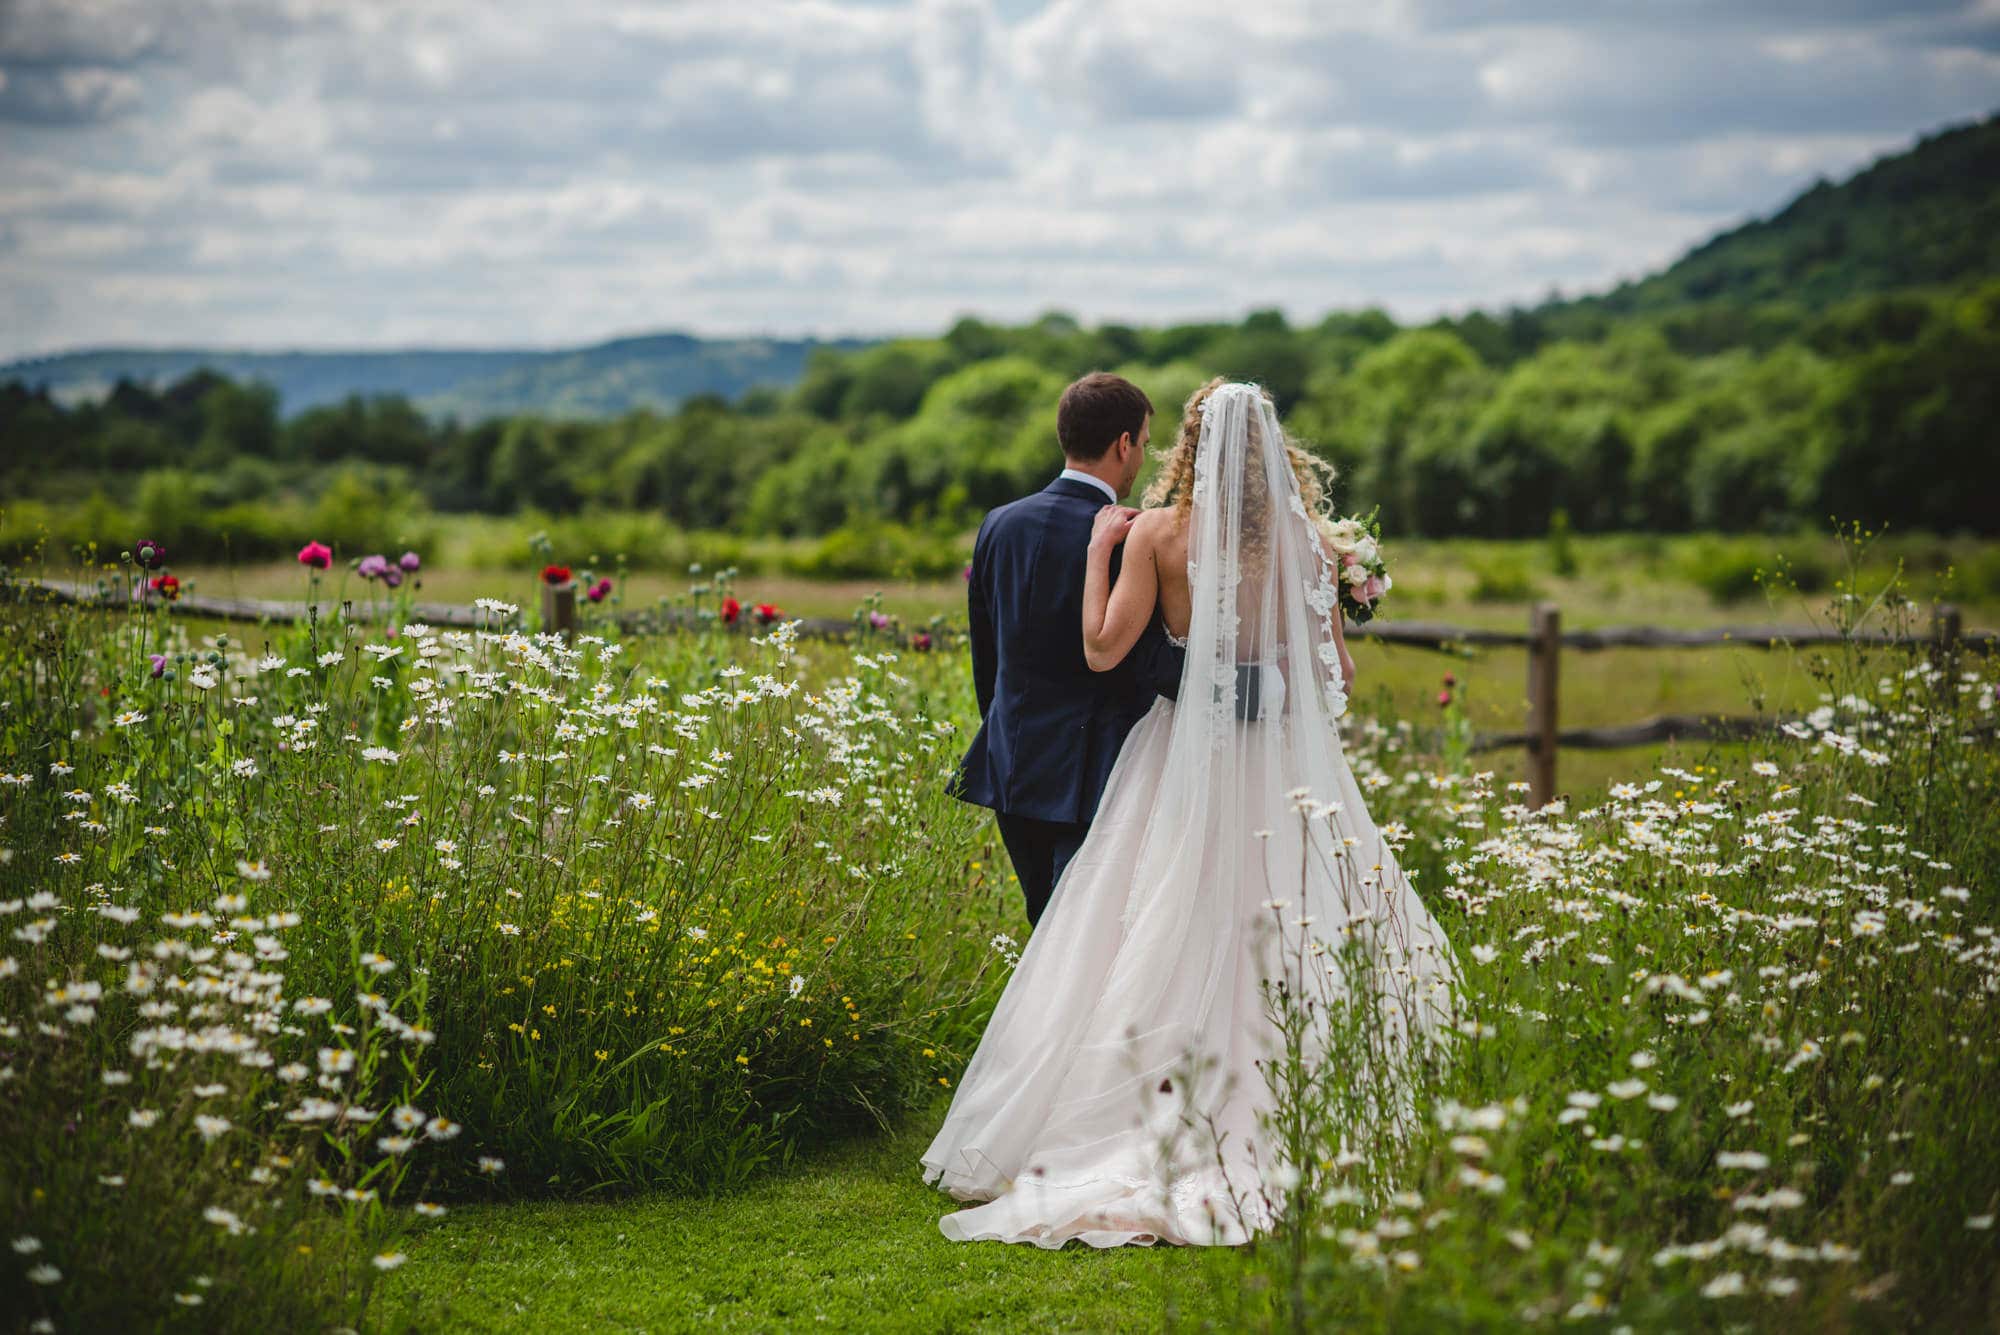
1316,507 -> 1391,624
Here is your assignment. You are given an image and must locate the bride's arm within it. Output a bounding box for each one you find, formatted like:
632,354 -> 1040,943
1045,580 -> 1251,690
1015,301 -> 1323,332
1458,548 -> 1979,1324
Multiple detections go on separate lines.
1311,526 -> 1359,691
1083,508 -> 1159,672
1332,596 -> 1358,691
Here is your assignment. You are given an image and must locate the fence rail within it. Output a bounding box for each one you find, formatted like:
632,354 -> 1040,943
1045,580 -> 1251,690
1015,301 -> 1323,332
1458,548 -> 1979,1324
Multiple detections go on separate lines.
10,577 -> 862,638
1347,613 -> 1996,654
11,578 -> 1989,806
1472,711 -> 1802,754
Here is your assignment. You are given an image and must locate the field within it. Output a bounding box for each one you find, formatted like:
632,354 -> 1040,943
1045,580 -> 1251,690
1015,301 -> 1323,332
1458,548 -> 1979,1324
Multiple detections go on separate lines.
2,529 -> 1997,1332
89,525 -> 2000,796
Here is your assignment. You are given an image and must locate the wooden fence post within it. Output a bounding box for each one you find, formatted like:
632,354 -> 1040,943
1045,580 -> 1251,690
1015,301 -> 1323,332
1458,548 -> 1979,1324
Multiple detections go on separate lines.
541,578 -> 578,642
1932,602 -> 1962,670
1527,601 -> 1561,807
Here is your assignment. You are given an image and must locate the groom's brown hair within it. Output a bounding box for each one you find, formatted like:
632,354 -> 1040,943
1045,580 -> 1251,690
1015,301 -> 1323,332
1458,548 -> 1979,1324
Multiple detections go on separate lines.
1057,372 -> 1153,462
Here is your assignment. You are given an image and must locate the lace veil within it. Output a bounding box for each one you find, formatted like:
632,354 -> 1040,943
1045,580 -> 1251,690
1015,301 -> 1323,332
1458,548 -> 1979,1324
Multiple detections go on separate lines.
1130,381 -> 1457,1084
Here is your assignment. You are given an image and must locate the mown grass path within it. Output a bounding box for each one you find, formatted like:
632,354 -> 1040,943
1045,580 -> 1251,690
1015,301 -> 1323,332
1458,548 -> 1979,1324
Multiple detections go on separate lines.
376,1105 -> 1267,1333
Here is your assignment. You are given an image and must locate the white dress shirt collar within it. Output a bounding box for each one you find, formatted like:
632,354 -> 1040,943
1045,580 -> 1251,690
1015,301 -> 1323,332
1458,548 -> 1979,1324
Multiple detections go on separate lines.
1056,467 -> 1119,504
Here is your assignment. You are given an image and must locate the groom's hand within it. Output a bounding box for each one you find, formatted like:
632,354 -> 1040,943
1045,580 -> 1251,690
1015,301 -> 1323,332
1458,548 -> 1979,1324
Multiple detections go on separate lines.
1090,505 -> 1139,552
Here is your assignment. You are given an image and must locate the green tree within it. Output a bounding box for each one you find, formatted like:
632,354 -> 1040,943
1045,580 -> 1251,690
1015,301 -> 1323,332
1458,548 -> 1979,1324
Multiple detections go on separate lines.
1303,329 -> 1491,530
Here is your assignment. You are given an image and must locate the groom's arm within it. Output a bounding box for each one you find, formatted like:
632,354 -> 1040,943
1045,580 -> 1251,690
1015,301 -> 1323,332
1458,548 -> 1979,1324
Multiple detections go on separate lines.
968,517 -> 997,718
1129,619 -> 1185,702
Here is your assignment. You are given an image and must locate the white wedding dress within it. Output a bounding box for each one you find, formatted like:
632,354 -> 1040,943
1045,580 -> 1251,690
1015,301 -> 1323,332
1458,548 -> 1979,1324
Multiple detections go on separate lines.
919,383 -> 1459,1249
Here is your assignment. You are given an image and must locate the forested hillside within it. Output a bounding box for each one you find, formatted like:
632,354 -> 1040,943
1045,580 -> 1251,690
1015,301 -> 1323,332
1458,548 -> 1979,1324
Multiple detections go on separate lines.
0,333 -> 868,419
1552,114 -> 2000,322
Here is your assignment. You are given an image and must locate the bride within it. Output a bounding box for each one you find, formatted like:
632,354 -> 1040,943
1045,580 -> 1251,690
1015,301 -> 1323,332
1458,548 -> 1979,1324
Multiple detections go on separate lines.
918,379 -> 1459,1248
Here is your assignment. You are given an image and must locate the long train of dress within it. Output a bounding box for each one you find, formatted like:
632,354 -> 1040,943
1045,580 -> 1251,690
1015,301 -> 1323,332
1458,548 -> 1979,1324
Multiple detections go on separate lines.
918,690 -> 1456,1248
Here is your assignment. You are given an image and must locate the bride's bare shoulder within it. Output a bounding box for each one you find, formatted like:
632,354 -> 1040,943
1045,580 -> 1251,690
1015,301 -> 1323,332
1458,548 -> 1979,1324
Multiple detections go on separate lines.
1141,506 -> 1187,544
1130,508 -> 1187,577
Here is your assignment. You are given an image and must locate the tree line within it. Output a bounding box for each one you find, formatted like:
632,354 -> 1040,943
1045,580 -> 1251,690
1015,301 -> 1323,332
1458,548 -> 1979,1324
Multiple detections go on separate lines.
4,279 -> 1995,565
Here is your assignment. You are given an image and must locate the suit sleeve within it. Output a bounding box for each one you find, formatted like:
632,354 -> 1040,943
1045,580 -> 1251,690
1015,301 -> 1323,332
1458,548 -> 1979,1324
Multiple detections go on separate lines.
968,517 -> 997,718
1130,615 -> 1186,702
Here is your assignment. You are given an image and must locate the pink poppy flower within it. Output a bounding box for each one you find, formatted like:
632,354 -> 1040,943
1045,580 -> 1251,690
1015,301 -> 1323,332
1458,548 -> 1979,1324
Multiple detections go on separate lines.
297,541 -> 333,570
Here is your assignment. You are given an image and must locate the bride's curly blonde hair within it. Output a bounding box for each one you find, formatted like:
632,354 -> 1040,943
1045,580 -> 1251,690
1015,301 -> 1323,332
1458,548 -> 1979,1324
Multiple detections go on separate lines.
1143,377 -> 1337,518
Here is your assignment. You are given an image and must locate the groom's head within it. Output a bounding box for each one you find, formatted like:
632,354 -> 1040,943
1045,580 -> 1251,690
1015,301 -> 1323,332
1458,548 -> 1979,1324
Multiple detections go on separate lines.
1057,372 -> 1153,500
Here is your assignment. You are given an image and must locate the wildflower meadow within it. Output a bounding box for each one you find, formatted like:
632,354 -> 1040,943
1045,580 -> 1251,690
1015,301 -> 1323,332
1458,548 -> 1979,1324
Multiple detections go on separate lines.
1,538 -> 1995,1332
0,559 -> 1004,1331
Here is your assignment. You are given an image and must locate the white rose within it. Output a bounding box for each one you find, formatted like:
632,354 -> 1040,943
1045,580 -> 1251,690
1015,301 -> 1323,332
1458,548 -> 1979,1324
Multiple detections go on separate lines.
1353,537 -> 1378,566
1319,517 -> 1360,552
1344,564 -> 1369,588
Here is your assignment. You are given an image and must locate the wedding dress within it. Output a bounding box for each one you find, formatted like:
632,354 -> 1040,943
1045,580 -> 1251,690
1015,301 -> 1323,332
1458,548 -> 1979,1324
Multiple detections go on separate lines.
919,383 -> 1459,1249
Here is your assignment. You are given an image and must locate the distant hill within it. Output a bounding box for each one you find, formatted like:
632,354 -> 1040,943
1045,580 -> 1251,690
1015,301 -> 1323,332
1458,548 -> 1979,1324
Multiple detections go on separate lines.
1559,112 -> 2000,318
0,333 -> 871,421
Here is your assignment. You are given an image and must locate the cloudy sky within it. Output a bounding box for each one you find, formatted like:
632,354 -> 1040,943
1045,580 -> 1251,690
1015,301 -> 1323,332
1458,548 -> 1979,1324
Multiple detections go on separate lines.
2,0 -> 1996,359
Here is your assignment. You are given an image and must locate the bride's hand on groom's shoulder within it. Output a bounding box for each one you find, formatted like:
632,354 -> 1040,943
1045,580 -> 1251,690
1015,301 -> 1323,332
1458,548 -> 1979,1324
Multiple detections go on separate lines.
1089,505 -> 1139,552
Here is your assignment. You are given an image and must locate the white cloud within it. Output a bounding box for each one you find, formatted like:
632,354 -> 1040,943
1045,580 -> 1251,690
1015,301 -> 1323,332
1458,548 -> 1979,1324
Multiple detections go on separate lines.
0,0 -> 1994,358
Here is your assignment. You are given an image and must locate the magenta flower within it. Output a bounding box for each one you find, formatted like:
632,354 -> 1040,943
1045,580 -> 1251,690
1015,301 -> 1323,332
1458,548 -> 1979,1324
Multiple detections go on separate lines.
356,554 -> 390,581
133,539 -> 166,571
297,541 -> 333,570
585,577 -> 613,603
868,611 -> 891,630
381,567 -> 403,589
148,653 -> 167,678
398,551 -> 422,572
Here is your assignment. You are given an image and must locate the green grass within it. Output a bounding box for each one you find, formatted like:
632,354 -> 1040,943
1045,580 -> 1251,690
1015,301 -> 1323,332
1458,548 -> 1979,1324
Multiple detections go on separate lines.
376,1103 -> 1263,1334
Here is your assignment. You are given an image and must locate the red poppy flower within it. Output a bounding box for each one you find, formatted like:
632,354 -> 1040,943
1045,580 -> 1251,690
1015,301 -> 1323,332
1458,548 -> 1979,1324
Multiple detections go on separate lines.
753,602 -> 781,625
540,565 -> 573,587
148,573 -> 181,602
912,632 -> 933,652
720,596 -> 741,624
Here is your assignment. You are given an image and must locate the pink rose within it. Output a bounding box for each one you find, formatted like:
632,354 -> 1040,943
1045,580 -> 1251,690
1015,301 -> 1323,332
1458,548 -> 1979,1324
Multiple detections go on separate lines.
1362,575 -> 1385,602
1342,552 -> 1359,568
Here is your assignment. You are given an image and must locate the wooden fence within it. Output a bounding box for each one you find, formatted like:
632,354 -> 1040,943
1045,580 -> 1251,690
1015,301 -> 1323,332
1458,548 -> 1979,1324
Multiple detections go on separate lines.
13,578 -> 1993,807
1425,601 -> 1987,805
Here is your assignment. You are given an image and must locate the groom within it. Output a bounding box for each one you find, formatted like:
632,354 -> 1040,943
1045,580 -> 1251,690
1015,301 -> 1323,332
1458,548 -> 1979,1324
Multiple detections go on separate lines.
951,372 -> 1186,928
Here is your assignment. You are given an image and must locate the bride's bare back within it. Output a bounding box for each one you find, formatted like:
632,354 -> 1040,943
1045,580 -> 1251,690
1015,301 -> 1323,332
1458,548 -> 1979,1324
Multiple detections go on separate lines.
1137,508 -> 1193,641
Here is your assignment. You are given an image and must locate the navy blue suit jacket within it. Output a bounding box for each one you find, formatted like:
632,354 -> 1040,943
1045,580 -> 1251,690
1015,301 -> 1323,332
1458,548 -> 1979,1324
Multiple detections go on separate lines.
951,477 -> 1186,826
